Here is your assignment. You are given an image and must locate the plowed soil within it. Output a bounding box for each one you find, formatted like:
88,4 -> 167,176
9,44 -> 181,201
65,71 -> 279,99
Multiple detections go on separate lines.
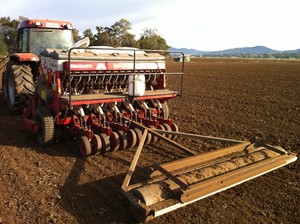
0,58 -> 299,224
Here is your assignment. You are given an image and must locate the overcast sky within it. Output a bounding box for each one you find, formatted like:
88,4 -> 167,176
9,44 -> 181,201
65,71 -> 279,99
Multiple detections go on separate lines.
0,0 -> 299,51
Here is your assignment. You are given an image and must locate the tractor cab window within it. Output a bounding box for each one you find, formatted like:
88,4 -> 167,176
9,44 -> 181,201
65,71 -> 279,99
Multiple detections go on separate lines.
18,28 -> 29,53
29,28 -> 74,55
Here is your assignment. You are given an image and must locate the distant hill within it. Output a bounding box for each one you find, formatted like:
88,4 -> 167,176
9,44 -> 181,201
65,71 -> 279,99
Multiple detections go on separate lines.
168,47 -> 207,56
207,46 -> 277,55
169,46 -> 300,58
283,49 -> 300,53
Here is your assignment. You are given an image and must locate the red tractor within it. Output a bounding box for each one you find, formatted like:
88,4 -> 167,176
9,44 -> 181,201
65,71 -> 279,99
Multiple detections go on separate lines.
2,19 -> 74,114
0,19 -> 297,222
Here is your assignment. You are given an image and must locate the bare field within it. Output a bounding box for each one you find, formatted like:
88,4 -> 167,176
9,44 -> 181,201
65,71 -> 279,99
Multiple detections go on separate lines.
0,58 -> 299,223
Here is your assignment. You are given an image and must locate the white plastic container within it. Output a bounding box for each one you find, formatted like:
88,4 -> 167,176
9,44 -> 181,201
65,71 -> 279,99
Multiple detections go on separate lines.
129,74 -> 145,96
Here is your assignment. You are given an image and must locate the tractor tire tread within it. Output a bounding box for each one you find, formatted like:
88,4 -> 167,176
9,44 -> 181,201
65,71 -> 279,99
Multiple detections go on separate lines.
6,63 -> 36,114
35,106 -> 55,146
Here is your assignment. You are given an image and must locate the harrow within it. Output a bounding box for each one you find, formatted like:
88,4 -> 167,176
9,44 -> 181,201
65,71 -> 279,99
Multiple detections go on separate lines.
121,121 -> 296,221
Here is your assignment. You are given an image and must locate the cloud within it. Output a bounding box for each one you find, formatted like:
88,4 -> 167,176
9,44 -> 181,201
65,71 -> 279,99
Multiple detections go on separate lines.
0,0 -> 35,19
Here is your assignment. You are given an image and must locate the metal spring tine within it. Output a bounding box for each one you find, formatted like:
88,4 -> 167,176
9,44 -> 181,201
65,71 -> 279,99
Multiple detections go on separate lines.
78,79 -> 85,94
114,75 -> 119,87
145,74 -> 151,82
91,75 -> 98,86
96,75 -> 102,87
111,74 -> 118,90
87,76 -> 92,91
74,76 -> 83,94
100,75 -> 105,89
62,75 -> 69,95
63,81 -> 69,95
122,74 -> 127,84
74,76 -> 82,88
96,75 -> 103,91
101,75 -> 105,84
70,76 -> 78,95
84,76 -> 92,93
115,75 -> 123,91
107,75 -> 112,84
90,76 -> 98,92
83,76 -> 91,86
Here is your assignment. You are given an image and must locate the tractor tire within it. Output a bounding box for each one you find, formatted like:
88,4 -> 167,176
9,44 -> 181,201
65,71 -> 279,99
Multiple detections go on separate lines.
34,106 -> 55,146
5,63 -> 35,114
2,70 -> 8,101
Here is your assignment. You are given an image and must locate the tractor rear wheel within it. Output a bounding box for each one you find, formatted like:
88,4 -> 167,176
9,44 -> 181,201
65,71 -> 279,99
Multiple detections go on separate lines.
5,63 -> 35,114
34,106 -> 55,146
2,70 -> 8,101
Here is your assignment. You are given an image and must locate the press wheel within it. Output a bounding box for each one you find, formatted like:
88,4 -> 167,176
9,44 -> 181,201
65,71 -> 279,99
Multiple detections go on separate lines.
127,129 -> 137,149
99,133 -> 110,153
134,128 -> 143,145
91,134 -> 102,154
170,123 -> 179,140
156,124 -> 165,141
117,130 -> 128,150
162,123 -> 172,139
145,131 -> 152,145
78,136 -> 92,157
110,132 -> 120,152
148,125 -> 158,143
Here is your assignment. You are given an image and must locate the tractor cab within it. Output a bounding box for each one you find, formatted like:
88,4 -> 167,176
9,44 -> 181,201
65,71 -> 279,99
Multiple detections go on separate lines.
1,19 -> 75,114
16,19 -> 74,55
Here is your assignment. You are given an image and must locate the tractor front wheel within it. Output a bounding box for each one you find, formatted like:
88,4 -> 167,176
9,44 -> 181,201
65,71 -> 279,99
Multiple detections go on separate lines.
34,106 -> 55,146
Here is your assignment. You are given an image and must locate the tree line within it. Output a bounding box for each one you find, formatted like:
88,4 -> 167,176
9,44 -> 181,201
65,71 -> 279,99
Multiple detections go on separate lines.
0,16 -> 169,55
